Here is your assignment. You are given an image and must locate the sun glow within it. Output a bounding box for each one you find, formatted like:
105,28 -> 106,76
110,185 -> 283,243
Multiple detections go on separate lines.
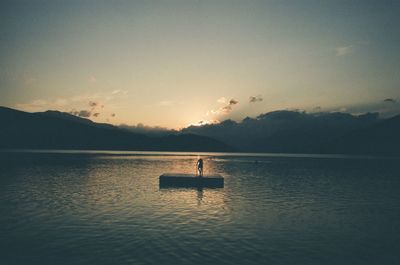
188,119 -> 220,127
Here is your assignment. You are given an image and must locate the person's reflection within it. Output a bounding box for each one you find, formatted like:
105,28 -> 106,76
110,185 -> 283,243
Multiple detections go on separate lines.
196,187 -> 204,205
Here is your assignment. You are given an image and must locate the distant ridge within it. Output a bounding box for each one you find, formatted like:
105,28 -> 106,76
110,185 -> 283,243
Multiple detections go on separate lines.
0,106 -> 233,152
1,106 -> 399,155
321,114 -> 400,156
182,110 -> 400,156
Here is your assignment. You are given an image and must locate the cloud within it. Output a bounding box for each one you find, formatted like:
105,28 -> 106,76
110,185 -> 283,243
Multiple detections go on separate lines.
15,90 -> 121,115
249,96 -> 263,103
221,105 -> 233,113
111,89 -> 128,96
190,119 -> 220,126
71,93 -> 104,103
79,110 -> 91,117
14,91 -> 123,123
221,98 -> 239,113
88,101 -> 103,114
335,45 -> 353,56
330,99 -> 400,118
70,110 -> 91,118
217,97 -> 227,104
313,106 -> 322,111
89,101 -> 98,108
229,99 -> 239,105
54,98 -> 69,107
213,97 -> 237,113
384,98 -> 396,103
210,98 -> 239,116
119,123 -> 176,136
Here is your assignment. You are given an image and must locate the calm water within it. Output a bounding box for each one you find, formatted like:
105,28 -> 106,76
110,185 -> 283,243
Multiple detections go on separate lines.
0,151 -> 399,265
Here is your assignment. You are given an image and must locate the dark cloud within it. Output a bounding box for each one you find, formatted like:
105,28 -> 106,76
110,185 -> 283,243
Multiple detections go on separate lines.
217,98 -> 239,114
222,105 -> 233,113
384,98 -> 396,103
89,101 -> 98,108
70,110 -> 91,118
78,110 -> 91,117
93,113 -> 100,117
314,106 -> 322,111
249,96 -> 263,103
340,99 -> 400,118
229,99 -> 239,105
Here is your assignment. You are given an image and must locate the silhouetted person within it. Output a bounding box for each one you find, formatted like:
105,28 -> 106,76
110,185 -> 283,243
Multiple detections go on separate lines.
197,158 -> 203,177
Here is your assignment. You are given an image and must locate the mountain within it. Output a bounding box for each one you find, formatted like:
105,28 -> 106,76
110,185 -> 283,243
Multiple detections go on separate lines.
0,107 -> 232,152
321,114 -> 400,155
2,106 -> 399,155
182,110 -> 383,153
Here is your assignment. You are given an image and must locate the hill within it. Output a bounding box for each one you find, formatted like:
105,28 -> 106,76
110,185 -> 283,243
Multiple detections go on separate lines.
182,110 -> 384,153
2,106 -> 399,155
321,114 -> 400,155
0,107 -> 232,152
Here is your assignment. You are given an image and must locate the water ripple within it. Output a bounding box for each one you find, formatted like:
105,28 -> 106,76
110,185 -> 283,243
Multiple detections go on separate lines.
0,152 -> 399,265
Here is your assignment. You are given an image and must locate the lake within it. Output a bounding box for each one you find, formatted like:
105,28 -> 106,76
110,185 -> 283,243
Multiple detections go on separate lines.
0,150 -> 399,265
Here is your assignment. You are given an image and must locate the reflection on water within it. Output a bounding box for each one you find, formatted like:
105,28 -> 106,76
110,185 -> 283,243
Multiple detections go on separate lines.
0,151 -> 399,265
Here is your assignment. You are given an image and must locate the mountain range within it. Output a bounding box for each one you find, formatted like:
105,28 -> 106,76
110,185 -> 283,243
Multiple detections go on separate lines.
1,106 -> 399,155
183,110 -> 400,156
0,107 -> 231,152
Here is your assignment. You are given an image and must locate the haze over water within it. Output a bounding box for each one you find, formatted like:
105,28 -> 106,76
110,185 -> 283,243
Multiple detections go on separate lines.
0,151 -> 399,265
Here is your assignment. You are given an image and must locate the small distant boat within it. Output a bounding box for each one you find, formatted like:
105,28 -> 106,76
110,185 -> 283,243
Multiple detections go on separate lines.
159,173 -> 224,188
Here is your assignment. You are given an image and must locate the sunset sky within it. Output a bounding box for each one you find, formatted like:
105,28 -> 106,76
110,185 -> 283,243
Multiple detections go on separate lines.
1,0 -> 399,128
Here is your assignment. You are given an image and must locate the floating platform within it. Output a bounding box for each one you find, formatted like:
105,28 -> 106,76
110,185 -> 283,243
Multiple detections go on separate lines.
159,173 -> 224,188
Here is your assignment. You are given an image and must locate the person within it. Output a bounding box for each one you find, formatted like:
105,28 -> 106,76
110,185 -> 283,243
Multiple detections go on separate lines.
197,158 -> 203,177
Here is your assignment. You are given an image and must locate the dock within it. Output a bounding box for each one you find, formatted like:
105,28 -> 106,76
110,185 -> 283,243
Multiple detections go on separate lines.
159,173 -> 224,188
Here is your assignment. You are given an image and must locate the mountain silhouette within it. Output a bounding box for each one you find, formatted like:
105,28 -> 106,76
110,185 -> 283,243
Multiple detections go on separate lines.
0,107 -> 232,152
321,114 -> 400,155
182,110 -> 384,153
1,106 -> 399,155
182,110 -> 400,155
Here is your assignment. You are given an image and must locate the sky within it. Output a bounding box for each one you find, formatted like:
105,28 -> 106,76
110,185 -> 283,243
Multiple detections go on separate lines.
1,0 -> 400,128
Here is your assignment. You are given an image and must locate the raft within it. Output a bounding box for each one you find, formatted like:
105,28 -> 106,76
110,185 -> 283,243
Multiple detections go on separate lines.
159,173 -> 224,188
